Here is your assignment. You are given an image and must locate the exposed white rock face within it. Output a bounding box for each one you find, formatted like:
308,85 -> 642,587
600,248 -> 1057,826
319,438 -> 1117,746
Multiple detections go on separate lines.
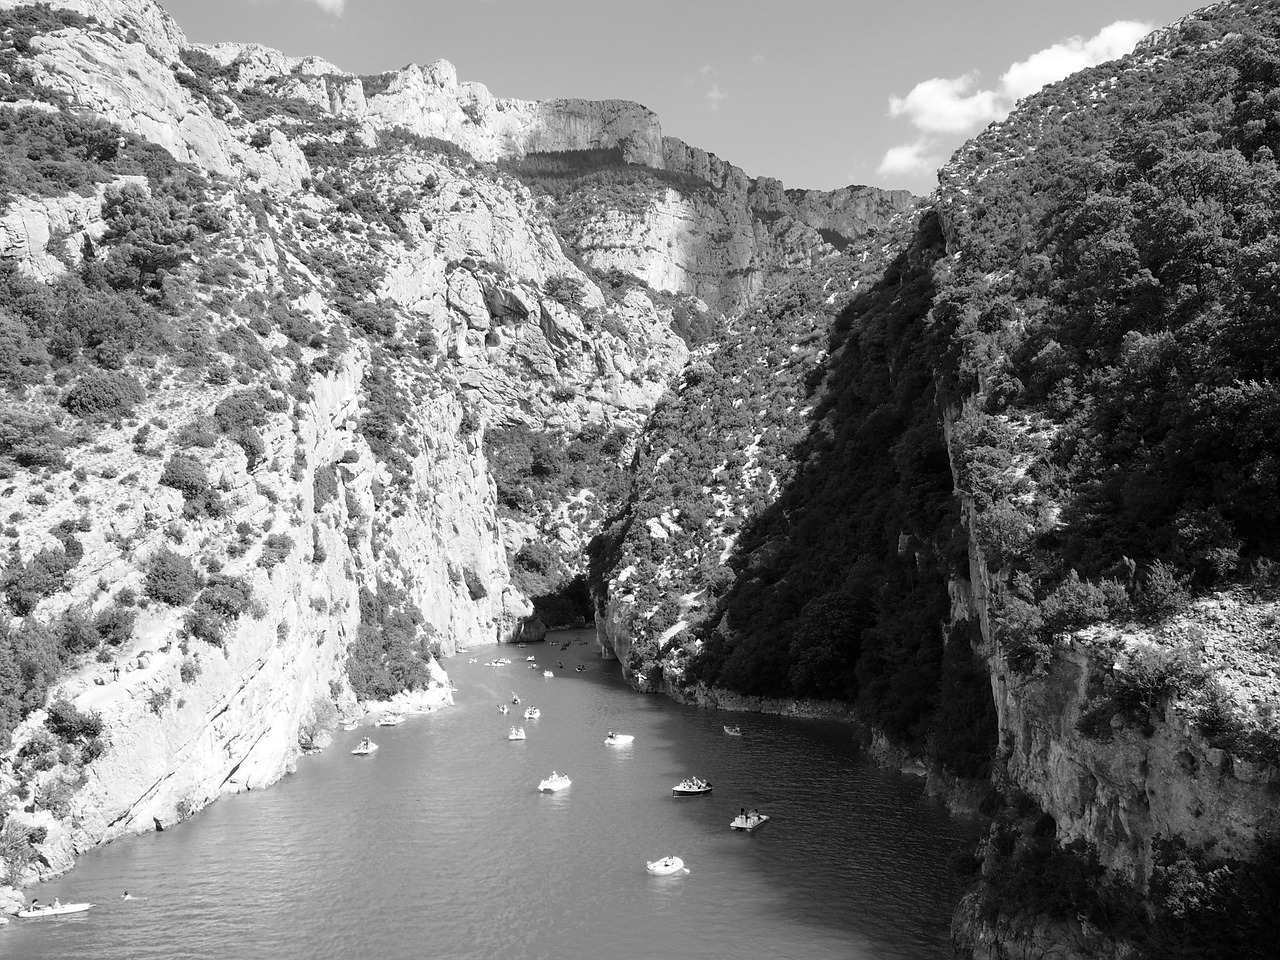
944,412 -> 1280,885
2,0 -> 189,62
0,177 -> 128,280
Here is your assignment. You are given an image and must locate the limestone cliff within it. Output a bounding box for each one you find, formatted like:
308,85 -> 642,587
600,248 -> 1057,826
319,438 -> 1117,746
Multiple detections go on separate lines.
0,0 -> 698,896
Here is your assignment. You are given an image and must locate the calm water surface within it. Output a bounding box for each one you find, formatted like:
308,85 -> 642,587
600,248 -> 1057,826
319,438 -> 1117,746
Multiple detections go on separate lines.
10,630 -> 975,959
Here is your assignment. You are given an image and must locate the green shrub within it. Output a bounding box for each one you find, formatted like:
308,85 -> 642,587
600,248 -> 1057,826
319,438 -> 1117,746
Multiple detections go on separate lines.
92,604 -> 135,646
45,696 -> 103,742
2,545 -> 72,615
543,273 -> 586,308
147,686 -> 172,716
313,463 -> 338,506
159,453 -> 210,496
257,533 -> 294,569
143,549 -> 199,605
61,369 -> 145,418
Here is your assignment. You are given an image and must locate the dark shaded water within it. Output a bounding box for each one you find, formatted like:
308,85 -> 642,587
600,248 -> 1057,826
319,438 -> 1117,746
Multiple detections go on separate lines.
9,630 -> 975,959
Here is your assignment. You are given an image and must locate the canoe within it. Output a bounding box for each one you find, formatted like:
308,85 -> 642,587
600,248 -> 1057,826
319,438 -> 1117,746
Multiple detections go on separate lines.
17,902 -> 93,918
646,856 -> 686,876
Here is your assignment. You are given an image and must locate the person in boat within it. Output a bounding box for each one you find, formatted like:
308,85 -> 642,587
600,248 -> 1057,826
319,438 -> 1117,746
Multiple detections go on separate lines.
740,807 -> 746,820
123,890 -> 133,900
53,898 -> 61,909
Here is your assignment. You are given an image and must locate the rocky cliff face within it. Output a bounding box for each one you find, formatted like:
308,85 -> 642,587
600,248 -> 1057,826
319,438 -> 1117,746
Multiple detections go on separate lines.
0,0 -> 737,896
0,0 -> 909,900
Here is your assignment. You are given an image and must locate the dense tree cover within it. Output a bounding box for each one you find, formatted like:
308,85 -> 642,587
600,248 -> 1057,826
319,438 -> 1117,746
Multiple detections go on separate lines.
345,578 -> 435,700
683,216 -> 995,769
486,421 -> 632,626
584,213 -> 993,770
929,5 -> 1280,668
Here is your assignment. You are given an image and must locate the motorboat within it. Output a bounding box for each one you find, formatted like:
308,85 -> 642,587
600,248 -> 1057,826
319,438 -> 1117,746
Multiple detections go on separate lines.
341,719 -> 358,731
526,655 -> 537,662
351,737 -> 378,755
672,777 -> 712,797
731,811 -> 770,832
499,704 -> 509,714
543,670 -> 554,678
468,657 -> 478,663
17,902 -> 93,918
508,726 -> 526,741
523,707 -> 541,720
604,732 -> 634,746
497,658 -> 511,664
538,771 -> 571,792
517,642 -> 527,648
646,856 -> 686,876
575,665 -> 587,673
528,663 -> 539,669
723,725 -> 741,736
376,712 -> 404,727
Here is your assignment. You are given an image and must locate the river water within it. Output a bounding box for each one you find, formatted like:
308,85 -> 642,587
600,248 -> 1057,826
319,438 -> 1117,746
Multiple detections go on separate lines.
9,629 -> 975,959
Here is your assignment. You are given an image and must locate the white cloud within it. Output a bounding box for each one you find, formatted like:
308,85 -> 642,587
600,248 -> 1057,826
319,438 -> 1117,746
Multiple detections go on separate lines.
1000,20 -> 1151,100
878,19 -> 1152,184
888,73 -> 1001,134
876,139 -> 944,178
707,83 -> 727,110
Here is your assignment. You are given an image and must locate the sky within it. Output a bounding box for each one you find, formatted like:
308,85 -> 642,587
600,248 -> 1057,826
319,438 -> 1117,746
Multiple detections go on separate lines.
158,0 -> 1201,196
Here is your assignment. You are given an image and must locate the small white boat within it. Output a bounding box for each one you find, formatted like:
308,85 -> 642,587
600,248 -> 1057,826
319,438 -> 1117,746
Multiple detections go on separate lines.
468,657 -> 478,664
723,725 -> 741,736
731,812 -> 770,832
497,658 -> 511,664
672,777 -> 712,797
543,670 -> 554,678
604,732 -> 634,746
341,720 -> 358,731
523,707 -> 540,720
508,726 -> 526,741
499,704 -> 509,714
646,856 -> 686,876
376,712 -> 404,727
17,902 -> 93,918
538,772 -> 571,792
351,737 -> 378,755
575,664 -> 586,673
526,655 -> 536,662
